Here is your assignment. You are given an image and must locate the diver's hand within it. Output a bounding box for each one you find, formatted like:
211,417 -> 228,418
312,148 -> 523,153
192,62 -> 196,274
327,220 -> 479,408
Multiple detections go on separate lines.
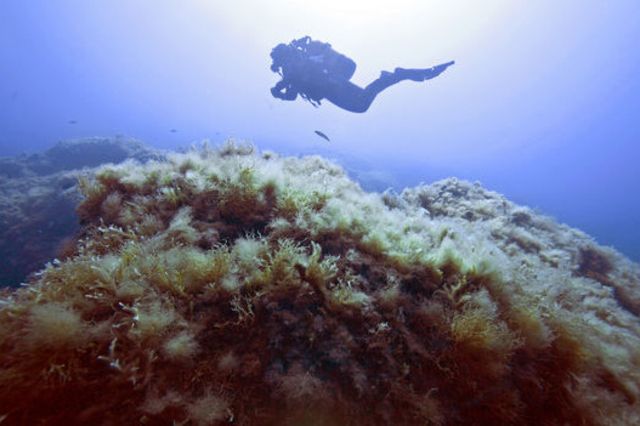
271,82 -> 298,101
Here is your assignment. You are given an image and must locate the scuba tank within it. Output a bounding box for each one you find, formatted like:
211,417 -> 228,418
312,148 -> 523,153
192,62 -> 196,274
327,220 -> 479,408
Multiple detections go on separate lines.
292,36 -> 356,81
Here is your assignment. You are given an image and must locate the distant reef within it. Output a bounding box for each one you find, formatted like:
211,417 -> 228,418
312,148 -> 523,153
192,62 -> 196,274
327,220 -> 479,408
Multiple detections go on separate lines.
0,137 -> 163,286
0,140 -> 639,424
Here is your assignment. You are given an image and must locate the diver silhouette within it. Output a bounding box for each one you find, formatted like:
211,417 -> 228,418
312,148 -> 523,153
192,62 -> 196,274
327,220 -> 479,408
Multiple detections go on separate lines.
270,36 -> 454,113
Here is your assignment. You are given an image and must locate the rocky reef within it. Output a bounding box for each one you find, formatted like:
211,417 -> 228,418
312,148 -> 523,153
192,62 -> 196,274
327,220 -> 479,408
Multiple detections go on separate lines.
0,137 -> 162,287
0,142 -> 638,425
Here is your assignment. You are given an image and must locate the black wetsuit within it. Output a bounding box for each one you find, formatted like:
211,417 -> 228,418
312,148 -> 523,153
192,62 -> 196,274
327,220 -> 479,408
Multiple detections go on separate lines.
270,36 -> 454,113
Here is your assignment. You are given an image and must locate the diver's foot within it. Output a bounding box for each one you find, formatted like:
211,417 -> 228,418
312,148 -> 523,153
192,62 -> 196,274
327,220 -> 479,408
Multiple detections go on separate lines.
394,67 -> 424,82
427,61 -> 455,79
395,62 -> 455,82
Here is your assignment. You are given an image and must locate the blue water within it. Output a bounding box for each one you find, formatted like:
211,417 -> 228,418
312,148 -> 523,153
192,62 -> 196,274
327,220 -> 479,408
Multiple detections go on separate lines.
1,1 -> 639,262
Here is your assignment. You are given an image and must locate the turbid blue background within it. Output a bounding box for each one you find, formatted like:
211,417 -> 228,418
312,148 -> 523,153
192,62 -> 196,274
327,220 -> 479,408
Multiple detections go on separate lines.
1,1 -> 639,261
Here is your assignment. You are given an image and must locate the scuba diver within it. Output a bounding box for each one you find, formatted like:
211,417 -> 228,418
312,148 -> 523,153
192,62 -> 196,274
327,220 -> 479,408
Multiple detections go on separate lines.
270,36 -> 454,113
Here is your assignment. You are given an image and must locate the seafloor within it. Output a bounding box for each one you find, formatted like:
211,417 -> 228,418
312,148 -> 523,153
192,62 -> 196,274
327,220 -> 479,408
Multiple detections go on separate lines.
0,138 -> 638,425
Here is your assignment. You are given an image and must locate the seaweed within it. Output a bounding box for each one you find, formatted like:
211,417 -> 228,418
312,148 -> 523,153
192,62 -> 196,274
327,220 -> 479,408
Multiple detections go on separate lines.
0,144 -> 636,425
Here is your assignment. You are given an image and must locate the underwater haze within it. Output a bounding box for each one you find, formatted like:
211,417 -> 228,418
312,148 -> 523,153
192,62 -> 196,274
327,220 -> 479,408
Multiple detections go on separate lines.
3,2 -> 640,424
1,0 -> 639,262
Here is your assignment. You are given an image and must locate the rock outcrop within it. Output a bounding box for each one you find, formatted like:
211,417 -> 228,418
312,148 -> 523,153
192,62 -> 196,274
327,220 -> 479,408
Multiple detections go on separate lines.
0,142 -> 637,425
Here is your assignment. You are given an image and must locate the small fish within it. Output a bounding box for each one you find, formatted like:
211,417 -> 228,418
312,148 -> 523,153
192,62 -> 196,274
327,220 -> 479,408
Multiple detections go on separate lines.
314,130 -> 330,142
170,129 -> 177,133
68,120 -> 77,125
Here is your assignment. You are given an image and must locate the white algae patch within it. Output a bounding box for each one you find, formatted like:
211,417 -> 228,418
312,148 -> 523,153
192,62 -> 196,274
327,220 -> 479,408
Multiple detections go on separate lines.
0,141 -> 638,425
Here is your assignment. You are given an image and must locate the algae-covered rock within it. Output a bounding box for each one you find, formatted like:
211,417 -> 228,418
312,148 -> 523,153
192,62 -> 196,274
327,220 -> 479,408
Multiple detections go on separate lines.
0,142 -> 638,425
0,137 -> 163,287
0,136 -> 161,179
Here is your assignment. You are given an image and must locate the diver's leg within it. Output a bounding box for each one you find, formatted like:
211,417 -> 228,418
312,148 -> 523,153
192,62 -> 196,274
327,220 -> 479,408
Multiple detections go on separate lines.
323,62 -> 453,113
345,71 -> 407,112
360,71 -> 405,98
352,61 -> 455,111
326,70 -> 420,113
323,80 -> 378,113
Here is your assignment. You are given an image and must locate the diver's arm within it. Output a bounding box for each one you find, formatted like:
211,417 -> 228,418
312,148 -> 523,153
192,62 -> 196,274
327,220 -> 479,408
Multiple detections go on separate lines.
271,80 -> 298,101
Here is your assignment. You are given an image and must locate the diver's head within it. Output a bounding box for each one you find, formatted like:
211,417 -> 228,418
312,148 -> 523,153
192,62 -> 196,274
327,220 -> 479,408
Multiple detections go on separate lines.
270,43 -> 291,72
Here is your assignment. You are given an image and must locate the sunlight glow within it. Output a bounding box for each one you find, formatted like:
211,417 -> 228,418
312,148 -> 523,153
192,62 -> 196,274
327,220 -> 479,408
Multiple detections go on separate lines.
198,0 -> 515,75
